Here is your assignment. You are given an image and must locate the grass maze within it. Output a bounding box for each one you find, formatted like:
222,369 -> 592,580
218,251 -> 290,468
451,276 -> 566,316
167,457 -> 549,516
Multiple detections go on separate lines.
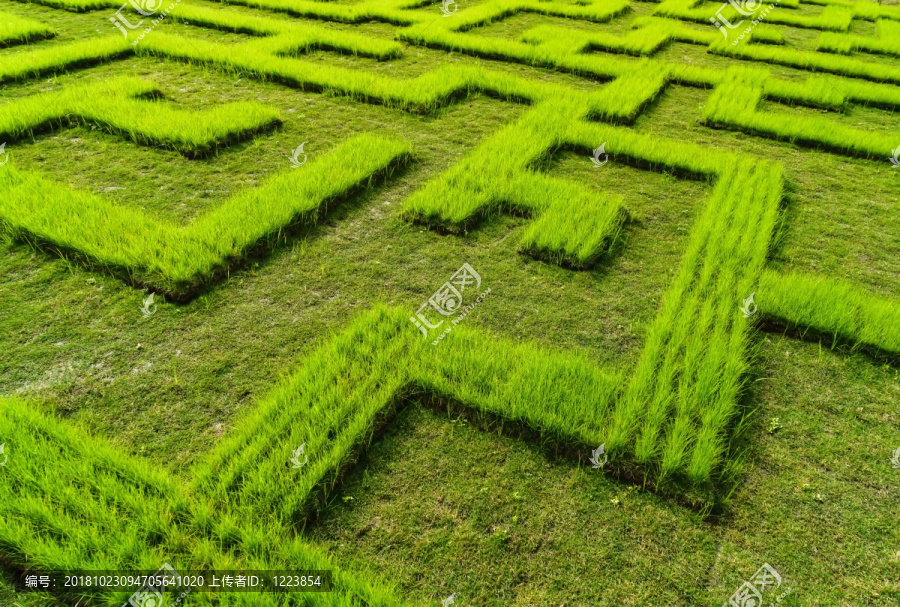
0,0 -> 898,604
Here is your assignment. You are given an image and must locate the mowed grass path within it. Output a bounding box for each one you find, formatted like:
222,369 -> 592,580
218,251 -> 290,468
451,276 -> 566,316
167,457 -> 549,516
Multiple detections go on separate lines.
0,0 -> 898,606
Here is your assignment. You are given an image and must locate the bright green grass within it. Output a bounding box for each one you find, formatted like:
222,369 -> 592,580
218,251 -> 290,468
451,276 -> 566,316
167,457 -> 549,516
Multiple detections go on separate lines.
0,0 -> 898,605
1,74 -> 778,500
0,133 -> 410,298
818,18 -> 900,57
759,270 -> 900,357
0,394 -> 413,607
307,340 -> 900,606
11,0 -> 118,11
0,11 -> 53,46
0,36 -> 129,82
0,76 -> 282,156
701,66 -> 895,158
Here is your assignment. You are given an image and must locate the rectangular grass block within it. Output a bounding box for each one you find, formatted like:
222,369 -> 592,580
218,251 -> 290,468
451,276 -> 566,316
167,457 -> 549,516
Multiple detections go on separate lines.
516,175 -> 627,269
758,270 -> 900,356
0,12 -> 54,47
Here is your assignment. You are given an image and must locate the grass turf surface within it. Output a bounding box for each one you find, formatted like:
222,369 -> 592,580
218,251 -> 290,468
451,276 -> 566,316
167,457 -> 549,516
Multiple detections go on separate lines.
0,0 -> 899,605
